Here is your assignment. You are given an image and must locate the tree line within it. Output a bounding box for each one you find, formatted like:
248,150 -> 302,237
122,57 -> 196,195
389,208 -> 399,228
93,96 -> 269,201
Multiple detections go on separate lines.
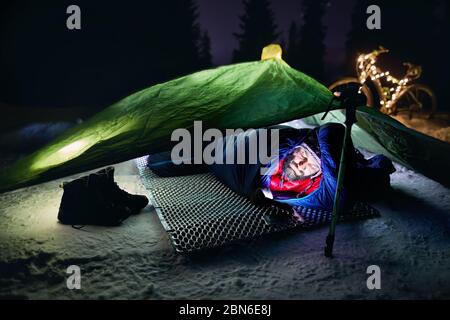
1,0 -> 448,110
160,0 -> 447,105
231,0 -> 449,109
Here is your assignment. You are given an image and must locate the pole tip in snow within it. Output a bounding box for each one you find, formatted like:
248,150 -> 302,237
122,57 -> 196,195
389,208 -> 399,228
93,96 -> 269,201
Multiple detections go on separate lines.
324,234 -> 335,258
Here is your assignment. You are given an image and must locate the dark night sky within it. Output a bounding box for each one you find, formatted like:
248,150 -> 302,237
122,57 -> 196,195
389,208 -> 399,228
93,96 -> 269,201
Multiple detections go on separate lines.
1,0 -> 358,109
0,0 -> 447,111
197,0 -> 356,68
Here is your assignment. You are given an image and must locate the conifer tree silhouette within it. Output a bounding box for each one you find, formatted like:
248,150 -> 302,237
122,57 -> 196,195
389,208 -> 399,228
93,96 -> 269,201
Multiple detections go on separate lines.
232,0 -> 279,63
198,30 -> 213,69
286,22 -> 299,66
159,0 -> 202,78
295,0 -> 327,81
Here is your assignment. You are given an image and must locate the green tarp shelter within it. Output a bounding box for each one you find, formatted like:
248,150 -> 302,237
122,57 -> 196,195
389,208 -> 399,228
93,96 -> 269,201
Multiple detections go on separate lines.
0,50 -> 449,193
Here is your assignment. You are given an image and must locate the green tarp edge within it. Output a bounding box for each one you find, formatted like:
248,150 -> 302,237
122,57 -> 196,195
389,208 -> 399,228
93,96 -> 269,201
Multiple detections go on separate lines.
0,58 -> 449,193
0,59 -> 337,193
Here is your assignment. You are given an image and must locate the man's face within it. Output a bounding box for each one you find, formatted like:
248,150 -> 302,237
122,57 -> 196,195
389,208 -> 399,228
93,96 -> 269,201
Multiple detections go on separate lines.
288,160 -> 305,179
292,148 -> 307,164
283,146 -> 320,181
284,148 -> 308,180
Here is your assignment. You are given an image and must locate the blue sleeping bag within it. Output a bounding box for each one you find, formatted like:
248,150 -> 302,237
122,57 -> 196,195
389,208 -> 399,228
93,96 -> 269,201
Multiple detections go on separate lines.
148,124 -> 395,211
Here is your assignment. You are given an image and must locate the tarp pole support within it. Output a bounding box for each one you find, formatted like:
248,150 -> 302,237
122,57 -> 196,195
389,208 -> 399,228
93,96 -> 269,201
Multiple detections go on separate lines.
324,89 -> 364,258
324,122 -> 351,257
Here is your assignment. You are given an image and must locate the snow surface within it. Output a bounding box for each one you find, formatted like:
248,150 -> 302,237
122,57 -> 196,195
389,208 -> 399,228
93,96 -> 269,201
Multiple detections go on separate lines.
0,158 -> 449,300
393,113 -> 450,144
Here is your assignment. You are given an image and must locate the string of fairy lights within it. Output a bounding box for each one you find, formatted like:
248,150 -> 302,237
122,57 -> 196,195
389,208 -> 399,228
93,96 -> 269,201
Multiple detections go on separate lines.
357,50 -> 410,111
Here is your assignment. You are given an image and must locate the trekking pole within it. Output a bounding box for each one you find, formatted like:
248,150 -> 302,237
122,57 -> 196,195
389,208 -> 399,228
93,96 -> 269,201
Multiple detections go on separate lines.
324,89 -> 365,258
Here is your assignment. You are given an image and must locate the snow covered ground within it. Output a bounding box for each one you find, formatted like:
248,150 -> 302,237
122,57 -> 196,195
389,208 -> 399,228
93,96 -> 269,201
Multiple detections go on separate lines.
0,157 -> 449,300
393,113 -> 450,143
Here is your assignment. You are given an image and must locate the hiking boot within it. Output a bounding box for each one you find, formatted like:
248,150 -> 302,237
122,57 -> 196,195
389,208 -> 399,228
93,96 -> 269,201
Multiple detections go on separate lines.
88,172 -> 134,223
99,166 -> 149,215
58,172 -> 132,226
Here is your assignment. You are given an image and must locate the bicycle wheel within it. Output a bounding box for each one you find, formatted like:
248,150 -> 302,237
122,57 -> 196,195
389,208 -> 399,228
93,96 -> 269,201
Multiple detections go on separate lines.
328,77 -> 375,108
395,84 -> 437,119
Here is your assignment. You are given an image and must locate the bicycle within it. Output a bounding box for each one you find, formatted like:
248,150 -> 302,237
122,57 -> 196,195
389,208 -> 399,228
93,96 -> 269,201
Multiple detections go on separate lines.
329,47 -> 437,118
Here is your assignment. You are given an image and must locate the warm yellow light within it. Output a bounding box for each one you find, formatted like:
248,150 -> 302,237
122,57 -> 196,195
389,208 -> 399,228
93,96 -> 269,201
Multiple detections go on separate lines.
31,138 -> 92,171
58,140 -> 88,156
261,44 -> 283,60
